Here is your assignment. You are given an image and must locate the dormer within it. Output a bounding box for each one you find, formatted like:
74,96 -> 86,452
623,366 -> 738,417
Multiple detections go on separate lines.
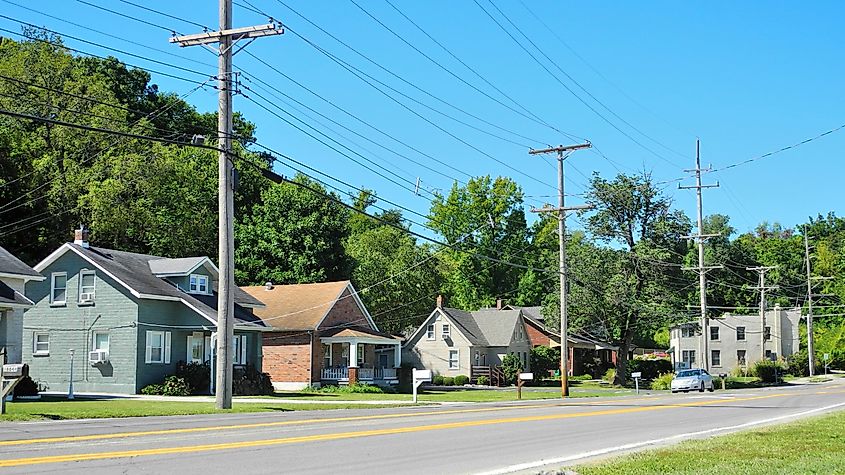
148,257 -> 218,295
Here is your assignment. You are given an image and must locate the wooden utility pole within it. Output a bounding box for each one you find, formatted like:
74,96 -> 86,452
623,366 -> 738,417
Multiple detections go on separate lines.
804,227 -> 816,376
171,1 -> 283,410
747,266 -> 778,362
680,139 -> 720,371
529,143 -> 592,398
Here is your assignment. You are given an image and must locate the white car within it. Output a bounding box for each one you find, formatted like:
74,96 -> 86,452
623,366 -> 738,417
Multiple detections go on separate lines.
671,369 -> 715,393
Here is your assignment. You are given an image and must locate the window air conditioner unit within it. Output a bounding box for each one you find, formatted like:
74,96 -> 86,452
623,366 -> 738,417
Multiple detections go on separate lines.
89,349 -> 109,365
79,292 -> 95,303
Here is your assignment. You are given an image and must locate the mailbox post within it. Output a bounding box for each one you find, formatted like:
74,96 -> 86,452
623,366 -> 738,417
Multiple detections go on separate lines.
517,373 -> 533,400
412,368 -> 431,403
824,353 -> 830,376
631,372 -> 642,394
0,364 -> 28,414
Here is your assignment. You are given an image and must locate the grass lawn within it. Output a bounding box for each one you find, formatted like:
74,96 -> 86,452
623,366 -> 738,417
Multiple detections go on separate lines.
574,410 -> 845,475
0,396 -> 406,422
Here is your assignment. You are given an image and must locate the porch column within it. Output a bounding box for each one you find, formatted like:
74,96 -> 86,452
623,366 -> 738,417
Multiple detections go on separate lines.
348,340 -> 359,385
568,346 -> 575,375
393,342 -> 401,368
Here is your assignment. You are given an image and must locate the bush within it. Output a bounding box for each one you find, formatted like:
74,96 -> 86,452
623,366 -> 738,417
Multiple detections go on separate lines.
530,346 -> 560,379
730,365 -> 748,378
176,361 -> 211,395
603,368 -> 616,383
650,372 -> 674,390
232,365 -> 273,396
12,376 -> 39,398
787,349 -> 823,377
628,358 -> 673,380
751,359 -> 787,383
141,376 -> 191,396
454,375 -> 469,386
476,375 -> 489,386
580,356 -> 614,379
501,353 -> 524,385
312,383 -> 385,394
433,374 -> 445,386
570,374 -> 592,381
442,376 -> 455,386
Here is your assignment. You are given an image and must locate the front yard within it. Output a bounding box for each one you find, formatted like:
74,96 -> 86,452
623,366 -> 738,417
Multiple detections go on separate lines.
573,409 -> 845,475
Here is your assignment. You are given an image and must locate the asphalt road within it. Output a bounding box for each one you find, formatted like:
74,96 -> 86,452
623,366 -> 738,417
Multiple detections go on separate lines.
1,380 -> 844,474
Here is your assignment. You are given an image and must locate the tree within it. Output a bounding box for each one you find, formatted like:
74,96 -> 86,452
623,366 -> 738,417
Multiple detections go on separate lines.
500,353 -> 524,385
580,172 -> 691,385
235,174 -> 350,285
530,345 -> 560,380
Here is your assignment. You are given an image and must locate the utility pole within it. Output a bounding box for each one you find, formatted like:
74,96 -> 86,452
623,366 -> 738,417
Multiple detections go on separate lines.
680,139 -> 720,372
529,143 -> 592,398
747,266 -> 778,362
804,227 -> 816,376
171,2 -> 283,410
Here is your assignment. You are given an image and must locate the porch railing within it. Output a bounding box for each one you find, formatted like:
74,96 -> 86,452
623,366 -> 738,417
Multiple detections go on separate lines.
322,367 -> 348,380
375,367 -> 397,379
321,367 -> 398,380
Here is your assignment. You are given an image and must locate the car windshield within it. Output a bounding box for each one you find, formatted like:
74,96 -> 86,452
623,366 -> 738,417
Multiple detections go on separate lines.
677,370 -> 698,378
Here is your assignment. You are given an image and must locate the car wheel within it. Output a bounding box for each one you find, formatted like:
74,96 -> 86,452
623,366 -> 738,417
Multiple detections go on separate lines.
708,383 -> 715,392
699,382 -> 705,392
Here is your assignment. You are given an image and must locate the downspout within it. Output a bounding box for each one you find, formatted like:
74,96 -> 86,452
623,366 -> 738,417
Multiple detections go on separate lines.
309,331 -> 314,387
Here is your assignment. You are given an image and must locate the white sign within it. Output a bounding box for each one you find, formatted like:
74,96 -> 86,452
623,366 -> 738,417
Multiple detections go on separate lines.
824,353 -> 830,361
631,372 -> 642,379
413,369 -> 432,382
519,372 -> 534,381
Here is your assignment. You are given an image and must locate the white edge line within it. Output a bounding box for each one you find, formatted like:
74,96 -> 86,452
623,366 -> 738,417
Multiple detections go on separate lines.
476,401 -> 845,475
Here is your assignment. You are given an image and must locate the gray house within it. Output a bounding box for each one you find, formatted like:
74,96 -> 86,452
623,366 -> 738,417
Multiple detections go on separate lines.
23,228 -> 267,394
402,298 -> 532,377
0,246 -> 44,364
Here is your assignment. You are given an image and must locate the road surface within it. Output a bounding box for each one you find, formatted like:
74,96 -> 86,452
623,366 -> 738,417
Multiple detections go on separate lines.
1,380 -> 844,474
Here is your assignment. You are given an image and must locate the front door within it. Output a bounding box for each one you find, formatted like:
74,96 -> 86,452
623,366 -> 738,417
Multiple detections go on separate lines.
379,354 -> 389,368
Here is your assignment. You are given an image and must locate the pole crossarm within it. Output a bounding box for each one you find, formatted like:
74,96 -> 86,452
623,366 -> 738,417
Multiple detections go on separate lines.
531,204 -> 595,213
678,183 -> 719,190
681,265 -> 724,272
170,23 -> 284,47
528,143 -> 591,155
681,233 -> 721,240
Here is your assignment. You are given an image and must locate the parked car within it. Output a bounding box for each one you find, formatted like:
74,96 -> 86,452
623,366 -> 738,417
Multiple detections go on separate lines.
671,369 -> 714,393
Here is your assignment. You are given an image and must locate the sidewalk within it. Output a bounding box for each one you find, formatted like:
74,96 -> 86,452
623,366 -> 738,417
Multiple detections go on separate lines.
40,392 -> 427,405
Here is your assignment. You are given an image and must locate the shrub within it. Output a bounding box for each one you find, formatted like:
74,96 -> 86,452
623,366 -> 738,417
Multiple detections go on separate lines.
751,359 -> 787,383
570,374 -> 592,381
454,375 -> 469,386
650,372 -> 674,390
627,358 -> 673,380
530,346 -> 560,379
12,376 -> 39,398
730,365 -> 748,378
176,361 -> 211,395
232,365 -> 273,396
603,368 -> 616,383
501,353 -> 524,385
442,376 -> 455,386
141,376 -> 192,396
476,375 -> 489,386
433,374 -> 445,386
787,349 -> 823,377
580,356 -> 614,379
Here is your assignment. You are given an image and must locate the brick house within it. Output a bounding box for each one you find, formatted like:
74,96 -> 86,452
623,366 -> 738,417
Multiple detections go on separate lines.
242,281 -> 401,390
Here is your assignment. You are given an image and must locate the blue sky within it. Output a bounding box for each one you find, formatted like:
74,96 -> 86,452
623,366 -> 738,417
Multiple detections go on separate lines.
3,1 -> 843,239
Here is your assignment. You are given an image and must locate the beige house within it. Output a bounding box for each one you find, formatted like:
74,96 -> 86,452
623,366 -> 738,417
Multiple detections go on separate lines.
402,300 -> 532,377
0,246 -> 44,364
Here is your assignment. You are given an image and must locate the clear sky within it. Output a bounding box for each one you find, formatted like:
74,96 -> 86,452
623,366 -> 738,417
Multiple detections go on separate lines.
3,1 -> 843,239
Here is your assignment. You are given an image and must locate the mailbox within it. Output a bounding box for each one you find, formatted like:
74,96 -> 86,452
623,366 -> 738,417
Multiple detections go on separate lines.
518,372 -> 534,381
631,372 -> 642,379
719,373 -> 727,379
412,369 -> 432,382
1,364 -> 27,379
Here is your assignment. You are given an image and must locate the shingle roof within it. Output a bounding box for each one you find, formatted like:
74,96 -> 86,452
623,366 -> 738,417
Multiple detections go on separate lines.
0,280 -> 33,306
56,244 -> 264,328
471,308 -> 523,347
439,307 -> 489,346
241,281 -> 353,331
148,257 -> 208,276
0,245 -> 41,279
321,327 -> 399,342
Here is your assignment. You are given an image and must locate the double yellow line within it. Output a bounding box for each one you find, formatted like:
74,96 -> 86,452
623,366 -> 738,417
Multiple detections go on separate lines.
0,392 -> 800,467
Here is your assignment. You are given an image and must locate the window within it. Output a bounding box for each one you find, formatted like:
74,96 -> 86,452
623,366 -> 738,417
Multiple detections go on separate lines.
682,350 -> 696,367
187,333 -> 204,363
710,326 -> 719,341
474,350 -> 480,365
78,270 -> 96,302
145,331 -> 171,364
517,324 -> 524,340
736,326 -> 746,341
764,326 -> 771,341
426,324 -> 435,340
93,332 -> 109,353
442,324 -> 451,339
323,343 -> 332,369
711,350 -> 721,367
737,350 -> 747,366
33,333 -> 50,355
189,274 -> 209,294
341,345 -> 349,367
50,272 -> 67,304
233,334 -> 248,365
448,349 -> 459,369
357,343 -> 365,367
680,325 -> 695,338
765,349 -> 773,360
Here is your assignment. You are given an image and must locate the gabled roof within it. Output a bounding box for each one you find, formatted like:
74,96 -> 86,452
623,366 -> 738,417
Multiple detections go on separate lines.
321,326 -> 400,342
34,243 -> 265,329
440,307 -> 489,346
470,308 -> 523,346
242,281 -> 376,332
148,257 -> 215,277
0,280 -> 33,307
0,245 -> 43,281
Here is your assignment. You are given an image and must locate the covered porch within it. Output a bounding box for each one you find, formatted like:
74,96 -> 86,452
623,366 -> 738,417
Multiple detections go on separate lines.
319,328 -> 401,386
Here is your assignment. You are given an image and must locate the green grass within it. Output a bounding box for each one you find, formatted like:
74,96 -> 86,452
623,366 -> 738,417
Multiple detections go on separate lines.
0,396 -> 407,422
574,410 -> 845,475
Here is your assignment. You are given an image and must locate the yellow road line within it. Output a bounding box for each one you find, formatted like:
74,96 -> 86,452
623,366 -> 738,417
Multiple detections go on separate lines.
0,392 -> 799,467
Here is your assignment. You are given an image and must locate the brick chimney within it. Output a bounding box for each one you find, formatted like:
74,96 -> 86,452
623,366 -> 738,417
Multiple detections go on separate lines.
496,298 -> 503,310
73,225 -> 90,249
436,294 -> 443,309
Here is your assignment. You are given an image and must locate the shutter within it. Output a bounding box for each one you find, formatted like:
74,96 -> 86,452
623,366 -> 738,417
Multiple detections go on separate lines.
186,335 -> 193,362
164,331 -> 172,364
240,335 -> 247,364
145,331 -> 152,364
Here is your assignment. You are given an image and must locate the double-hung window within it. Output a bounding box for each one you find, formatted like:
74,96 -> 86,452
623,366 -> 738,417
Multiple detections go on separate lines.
426,324 -> 435,340
711,350 -> 721,367
233,334 -> 248,365
79,270 -> 96,302
710,326 -> 719,341
33,332 -> 50,355
764,326 -> 772,341
442,323 -> 451,339
682,350 -> 696,367
93,332 -> 109,354
50,272 -> 67,305
323,343 -> 332,369
680,325 -> 695,338
145,331 -> 171,364
736,326 -> 746,341
186,332 -> 204,363
737,350 -> 747,366
189,274 -> 209,294
448,349 -> 459,369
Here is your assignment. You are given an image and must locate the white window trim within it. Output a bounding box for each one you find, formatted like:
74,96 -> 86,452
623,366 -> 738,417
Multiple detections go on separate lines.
426,324 -> 435,340
50,272 -> 67,305
189,274 -> 210,295
78,269 -> 96,303
92,331 -> 110,353
442,323 -> 451,339
448,349 -> 459,370
711,350 -> 721,367
709,326 -> 719,341
233,334 -> 248,365
736,326 -> 746,341
323,343 -> 332,368
33,332 -> 50,356
145,331 -> 171,364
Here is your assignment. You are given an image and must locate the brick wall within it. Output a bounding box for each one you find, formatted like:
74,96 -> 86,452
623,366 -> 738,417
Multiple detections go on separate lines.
318,288 -> 371,332
524,320 -> 552,347
262,331 -> 312,383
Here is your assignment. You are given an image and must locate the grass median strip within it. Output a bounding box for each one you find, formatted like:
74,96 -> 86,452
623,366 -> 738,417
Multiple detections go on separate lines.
574,407 -> 845,475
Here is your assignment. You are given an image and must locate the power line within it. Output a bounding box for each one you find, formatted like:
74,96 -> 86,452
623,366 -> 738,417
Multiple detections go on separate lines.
115,0 -> 211,31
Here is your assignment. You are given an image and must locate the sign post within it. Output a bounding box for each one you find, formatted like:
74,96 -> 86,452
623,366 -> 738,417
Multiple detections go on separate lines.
412,368 -> 431,403
824,353 -> 830,376
517,373 -> 533,400
0,364 -> 28,414
631,372 -> 642,394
